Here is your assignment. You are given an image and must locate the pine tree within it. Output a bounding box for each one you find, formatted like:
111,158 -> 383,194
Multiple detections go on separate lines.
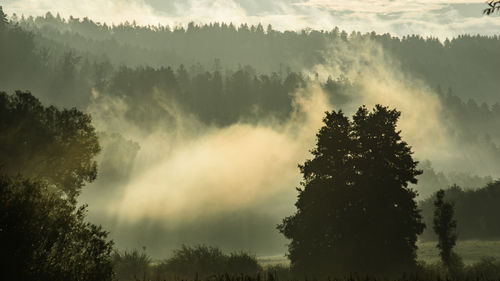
0,6 -> 8,30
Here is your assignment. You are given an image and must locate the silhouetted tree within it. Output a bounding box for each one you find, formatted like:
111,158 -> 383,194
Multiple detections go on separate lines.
433,188 -> 462,272
0,6 -> 7,30
0,175 -> 114,281
278,105 -> 425,277
156,245 -> 261,279
484,1 -> 500,15
0,91 -> 100,201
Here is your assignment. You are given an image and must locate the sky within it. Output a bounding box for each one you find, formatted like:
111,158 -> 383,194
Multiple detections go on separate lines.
2,0 -> 499,39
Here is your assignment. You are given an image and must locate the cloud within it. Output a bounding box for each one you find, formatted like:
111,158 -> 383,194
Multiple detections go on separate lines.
78,82 -> 329,257
3,0 -> 499,39
297,0 -> 478,14
4,0 -> 164,25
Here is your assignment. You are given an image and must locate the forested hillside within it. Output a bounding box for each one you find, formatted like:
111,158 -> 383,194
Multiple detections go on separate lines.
12,12 -> 500,103
2,10 -> 500,196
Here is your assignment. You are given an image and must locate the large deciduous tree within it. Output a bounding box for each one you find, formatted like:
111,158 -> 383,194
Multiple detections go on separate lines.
0,91 -> 100,201
0,90 -> 112,280
278,105 -> 425,277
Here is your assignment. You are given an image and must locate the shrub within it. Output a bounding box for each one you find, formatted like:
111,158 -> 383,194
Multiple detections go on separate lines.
112,249 -> 152,281
464,256 -> 500,280
156,245 -> 261,279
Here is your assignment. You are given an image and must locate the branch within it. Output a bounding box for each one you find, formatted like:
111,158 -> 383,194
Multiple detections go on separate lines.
484,0 -> 500,15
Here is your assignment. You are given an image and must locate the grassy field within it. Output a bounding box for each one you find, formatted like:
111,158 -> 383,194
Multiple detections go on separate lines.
417,240 -> 500,265
258,240 -> 500,266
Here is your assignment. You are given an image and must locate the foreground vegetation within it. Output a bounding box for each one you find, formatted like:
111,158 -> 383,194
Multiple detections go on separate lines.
113,245 -> 261,281
261,240 -> 500,267
110,245 -> 500,281
418,240 -> 500,265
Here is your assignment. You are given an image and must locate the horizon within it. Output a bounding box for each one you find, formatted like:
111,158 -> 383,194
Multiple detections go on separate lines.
2,0 -> 499,39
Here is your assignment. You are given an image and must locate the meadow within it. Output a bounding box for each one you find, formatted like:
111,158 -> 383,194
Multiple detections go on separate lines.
417,240 -> 500,265
257,240 -> 500,267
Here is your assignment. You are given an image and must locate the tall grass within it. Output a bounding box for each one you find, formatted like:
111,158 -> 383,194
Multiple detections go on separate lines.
113,246 -> 500,281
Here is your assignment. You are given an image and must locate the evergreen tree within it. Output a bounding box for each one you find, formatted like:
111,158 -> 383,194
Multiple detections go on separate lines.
278,105 -> 425,277
0,6 -> 7,30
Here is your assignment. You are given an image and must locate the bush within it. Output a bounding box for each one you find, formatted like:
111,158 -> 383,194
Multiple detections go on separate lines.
464,257 -> 500,280
226,252 -> 262,274
112,249 -> 152,281
263,264 -> 293,281
156,245 -> 261,279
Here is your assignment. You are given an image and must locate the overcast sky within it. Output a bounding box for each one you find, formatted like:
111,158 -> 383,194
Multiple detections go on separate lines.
2,0 -> 499,39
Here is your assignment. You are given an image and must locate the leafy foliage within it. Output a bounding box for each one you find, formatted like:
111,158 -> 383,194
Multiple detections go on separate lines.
156,245 -> 261,279
0,91 -> 100,201
484,1 -> 500,15
0,176 -> 113,281
112,249 -> 151,281
0,89 -> 112,280
278,105 -> 425,276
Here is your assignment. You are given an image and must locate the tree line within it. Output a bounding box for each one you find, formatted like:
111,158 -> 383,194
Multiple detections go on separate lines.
12,11 -> 500,103
420,181 -> 500,240
3,3 -> 500,222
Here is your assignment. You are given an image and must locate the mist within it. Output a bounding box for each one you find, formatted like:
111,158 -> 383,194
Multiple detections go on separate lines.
80,84 -> 329,257
2,3 -> 500,277
71,35 -> 498,258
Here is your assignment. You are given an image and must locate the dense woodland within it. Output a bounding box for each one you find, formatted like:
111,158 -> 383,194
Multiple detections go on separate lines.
9,12 -> 500,103
3,15 -> 500,178
420,181 -> 500,240
2,5 -> 500,280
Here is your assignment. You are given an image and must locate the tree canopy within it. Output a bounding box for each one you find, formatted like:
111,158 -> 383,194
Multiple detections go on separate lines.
0,90 -> 112,280
0,176 -> 113,281
278,105 -> 425,277
0,91 -> 100,201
